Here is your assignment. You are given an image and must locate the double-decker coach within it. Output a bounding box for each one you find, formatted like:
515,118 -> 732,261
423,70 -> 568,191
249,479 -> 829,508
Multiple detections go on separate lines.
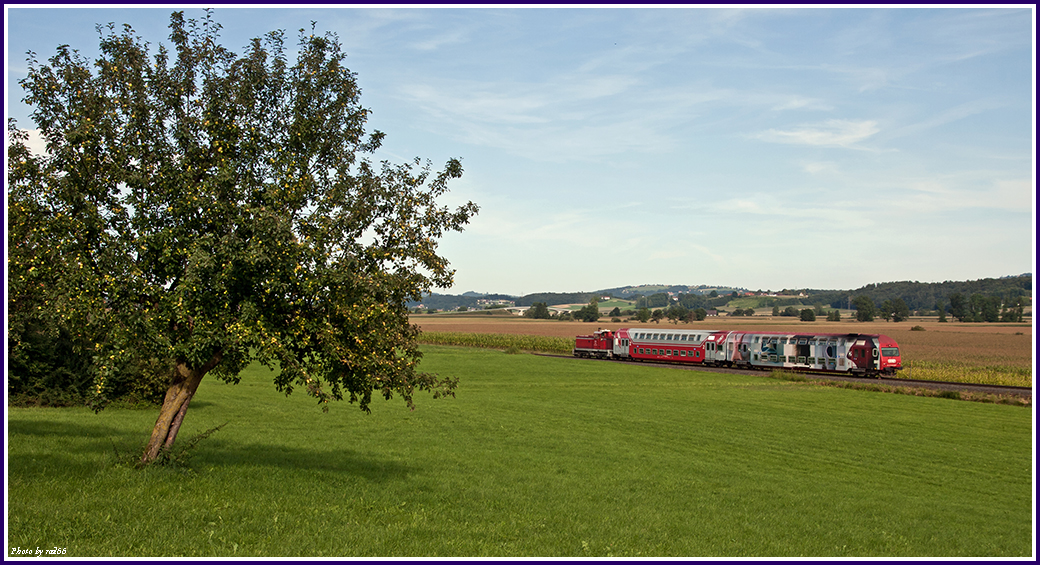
575,327 -> 902,377
613,327 -> 718,364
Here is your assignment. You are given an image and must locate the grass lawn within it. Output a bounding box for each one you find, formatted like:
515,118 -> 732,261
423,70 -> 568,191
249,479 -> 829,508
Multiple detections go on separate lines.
6,346 -> 1034,557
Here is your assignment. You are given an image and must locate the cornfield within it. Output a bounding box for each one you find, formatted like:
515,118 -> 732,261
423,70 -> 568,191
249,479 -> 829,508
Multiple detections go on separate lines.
418,331 -> 573,354
897,360 -> 1032,388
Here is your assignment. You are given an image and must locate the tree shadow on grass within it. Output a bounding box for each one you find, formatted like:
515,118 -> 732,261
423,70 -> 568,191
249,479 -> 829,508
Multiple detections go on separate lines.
7,419 -> 417,483
190,439 -> 416,483
7,419 -> 146,479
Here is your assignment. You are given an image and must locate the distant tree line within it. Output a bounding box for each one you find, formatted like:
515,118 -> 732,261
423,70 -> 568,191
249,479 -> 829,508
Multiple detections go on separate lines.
633,292 -> 739,311
811,275 -> 1031,312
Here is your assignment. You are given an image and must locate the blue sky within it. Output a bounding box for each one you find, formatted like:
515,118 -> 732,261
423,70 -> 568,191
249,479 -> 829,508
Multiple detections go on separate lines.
5,6 -> 1035,296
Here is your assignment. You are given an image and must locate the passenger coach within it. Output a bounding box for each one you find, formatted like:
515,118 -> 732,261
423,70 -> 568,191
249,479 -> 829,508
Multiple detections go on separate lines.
574,328 -> 902,377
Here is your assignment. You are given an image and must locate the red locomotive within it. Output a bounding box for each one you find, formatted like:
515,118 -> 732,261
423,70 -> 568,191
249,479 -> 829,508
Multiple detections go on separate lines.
574,327 -> 902,377
573,329 -> 616,359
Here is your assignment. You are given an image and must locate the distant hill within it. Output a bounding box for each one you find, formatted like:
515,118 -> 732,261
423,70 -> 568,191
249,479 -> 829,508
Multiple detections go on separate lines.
409,275 -> 1032,313
413,292 -> 517,312
598,284 -> 747,297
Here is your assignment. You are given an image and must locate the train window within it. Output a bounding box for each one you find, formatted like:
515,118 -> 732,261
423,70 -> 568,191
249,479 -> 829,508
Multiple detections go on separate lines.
680,350 -> 686,357
769,355 -> 777,362
882,347 -> 899,357
681,335 -> 687,341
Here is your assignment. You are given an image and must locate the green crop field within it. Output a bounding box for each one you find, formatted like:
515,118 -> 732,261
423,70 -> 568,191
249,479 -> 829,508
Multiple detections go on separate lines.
6,346 -> 1033,557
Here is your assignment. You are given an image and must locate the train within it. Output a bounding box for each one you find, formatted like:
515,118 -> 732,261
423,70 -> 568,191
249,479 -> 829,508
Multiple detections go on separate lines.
574,327 -> 902,377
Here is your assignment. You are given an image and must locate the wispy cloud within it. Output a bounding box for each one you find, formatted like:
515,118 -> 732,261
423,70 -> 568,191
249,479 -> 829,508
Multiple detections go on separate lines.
801,161 -> 838,175
394,74 -> 690,161
898,176 -> 1033,213
411,30 -> 468,51
887,98 -> 1008,140
751,119 -> 880,148
770,96 -> 832,112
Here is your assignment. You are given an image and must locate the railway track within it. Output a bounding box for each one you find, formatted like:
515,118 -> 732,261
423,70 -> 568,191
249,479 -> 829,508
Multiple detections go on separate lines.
535,353 -> 1032,399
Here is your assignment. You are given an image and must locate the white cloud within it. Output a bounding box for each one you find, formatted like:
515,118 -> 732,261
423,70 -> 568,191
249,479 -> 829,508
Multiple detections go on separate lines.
770,96 -> 832,112
15,128 -> 49,156
752,119 -> 880,148
411,30 -> 468,51
899,176 -> 1033,213
801,161 -> 838,175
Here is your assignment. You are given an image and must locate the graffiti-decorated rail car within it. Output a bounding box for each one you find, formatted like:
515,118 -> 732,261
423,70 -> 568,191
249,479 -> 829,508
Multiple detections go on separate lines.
574,328 -> 902,377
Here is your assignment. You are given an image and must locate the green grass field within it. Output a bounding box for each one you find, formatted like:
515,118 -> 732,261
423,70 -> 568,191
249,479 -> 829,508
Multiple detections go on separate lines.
6,346 -> 1033,557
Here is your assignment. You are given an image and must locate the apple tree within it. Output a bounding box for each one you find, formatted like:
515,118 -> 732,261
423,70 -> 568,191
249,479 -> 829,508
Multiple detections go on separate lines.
8,10 -> 478,464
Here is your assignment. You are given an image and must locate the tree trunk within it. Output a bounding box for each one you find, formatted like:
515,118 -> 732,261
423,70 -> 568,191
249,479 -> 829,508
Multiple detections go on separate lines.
141,352 -> 222,464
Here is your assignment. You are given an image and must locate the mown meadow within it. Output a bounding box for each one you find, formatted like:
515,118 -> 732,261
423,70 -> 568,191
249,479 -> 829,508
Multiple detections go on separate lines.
6,346 -> 1034,557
